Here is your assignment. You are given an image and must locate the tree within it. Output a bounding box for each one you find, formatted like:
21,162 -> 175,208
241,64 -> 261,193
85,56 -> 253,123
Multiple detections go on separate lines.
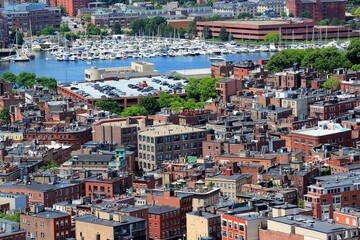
60,5 -> 67,16
121,106 -> 148,116
298,198 -> 304,209
300,11 -> 312,19
319,19 -> 330,25
0,108 -> 10,125
59,24 -> 71,33
218,26 -> 228,41
346,38 -> 360,65
16,72 -> 36,89
1,72 -> 17,83
95,99 -> 122,115
238,12 -> 253,19
111,23 -> 122,35
0,211 -> 20,223
202,25 -> 212,39
185,77 -> 217,102
39,160 -> 58,170
15,32 -> 23,45
264,32 -> 281,44
302,47 -> 351,73
187,18 -> 198,38
35,77 -> 57,92
288,13 -> 294,17
266,49 -> 307,73
139,97 -> 160,115
330,18 -> 341,26
79,13 -> 91,22
323,77 -> 340,91
86,24 -> 101,35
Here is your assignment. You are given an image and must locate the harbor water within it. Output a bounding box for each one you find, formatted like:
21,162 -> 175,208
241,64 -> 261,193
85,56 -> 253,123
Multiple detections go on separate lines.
0,51 -> 274,83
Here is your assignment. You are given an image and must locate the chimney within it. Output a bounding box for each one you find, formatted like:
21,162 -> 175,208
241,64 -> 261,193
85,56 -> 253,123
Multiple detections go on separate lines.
209,206 -> 216,214
225,169 -> 232,176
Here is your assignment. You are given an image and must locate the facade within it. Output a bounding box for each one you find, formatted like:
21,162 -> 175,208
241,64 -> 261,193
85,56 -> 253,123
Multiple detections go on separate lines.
6,3 -> 61,32
291,121 -> 352,161
309,98 -> 357,120
91,9 -> 138,28
197,19 -> 357,41
186,210 -> 221,240
137,124 -> 207,172
20,210 -> 72,240
49,0 -> 90,17
146,190 -> 193,235
0,193 -> 28,211
304,172 -> 360,220
222,212 -> 266,240
286,0 -> 346,21
205,171 -> 252,200
148,205 -> 182,240
76,213 -> 147,240
0,14 -> 8,49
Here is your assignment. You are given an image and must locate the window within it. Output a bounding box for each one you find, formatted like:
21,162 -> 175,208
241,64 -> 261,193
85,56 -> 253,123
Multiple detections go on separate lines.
353,194 -> 357,200
222,231 -> 227,237
234,222 -> 238,230
239,225 -> 244,231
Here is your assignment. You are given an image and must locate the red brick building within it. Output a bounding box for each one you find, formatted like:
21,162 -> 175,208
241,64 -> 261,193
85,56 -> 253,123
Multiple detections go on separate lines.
148,205 -> 182,240
309,98 -> 357,121
20,210 -> 72,240
146,190 -> 193,235
211,62 -> 234,79
84,174 -> 133,199
286,0 -> 346,22
291,122 -> 352,161
0,14 -> 8,49
49,0 -> 90,17
304,172 -> 360,220
133,175 -> 162,193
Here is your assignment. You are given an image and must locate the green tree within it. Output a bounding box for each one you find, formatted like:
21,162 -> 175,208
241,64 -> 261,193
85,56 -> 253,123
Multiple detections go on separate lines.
0,108 -> 10,125
59,24 -> 71,33
302,47 -> 351,73
95,99 -> 122,115
218,26 -> 228,41
186,77 -> 217,102
16,72 -> 36,89
288,13 -> 294,17
330,18 -> 341,26
266,49 -> 307,73
300,11 -> 312,19
111,23 -> 122,35
319,19 -> 330,25
323,77 -> 340,91
263,32 -> 281,44
38,26 -> 56,35
139,97 -> 160,115
35,77 -> 57,92
79,13 -> 91,22
39,160 -> 58,170
1,72 -> 17,83
238,12 -> 253,19
350,64 -> 360,71
346,38 -> 360,65
202,25 -> 212,39
0,211 -> 20,223
121,106 -> 148,116
298,198 -> 304,209
187,18 -> 198,38
15,32 -> 23,45
60,5 -> 67,16
86,24 -> 101,35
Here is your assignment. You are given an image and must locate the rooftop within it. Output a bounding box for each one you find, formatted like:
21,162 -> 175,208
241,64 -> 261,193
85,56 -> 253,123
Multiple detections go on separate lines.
76,214 -> 144,227
139,124 -> 206,137
31,211 -> 70,219
148,205 -> 179,214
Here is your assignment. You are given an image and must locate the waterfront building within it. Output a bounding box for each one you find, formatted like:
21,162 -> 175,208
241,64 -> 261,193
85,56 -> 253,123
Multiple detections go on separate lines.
5,3 -> 61,32
0,14 -> 8,49
197,19 -> 358,41
49,0 -> 90,17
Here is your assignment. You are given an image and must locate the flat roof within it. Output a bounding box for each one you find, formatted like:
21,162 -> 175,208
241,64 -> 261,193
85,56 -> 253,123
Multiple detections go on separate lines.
200,19 -> 310,26
139,124 -> 206,137
148,205 -> 179,214
61,76 -> 187,99
292,128 -> 350,137
33,211 -> 70,219
175,68 -> 211,76
76,214 -> 143,227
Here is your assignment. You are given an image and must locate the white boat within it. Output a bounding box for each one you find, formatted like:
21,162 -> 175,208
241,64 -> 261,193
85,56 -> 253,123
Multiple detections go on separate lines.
209,55 -> 226,63
32,44 -> 42,51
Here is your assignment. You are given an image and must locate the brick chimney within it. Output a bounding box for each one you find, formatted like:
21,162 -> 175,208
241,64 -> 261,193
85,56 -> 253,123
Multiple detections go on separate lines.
224,169 -> 232,176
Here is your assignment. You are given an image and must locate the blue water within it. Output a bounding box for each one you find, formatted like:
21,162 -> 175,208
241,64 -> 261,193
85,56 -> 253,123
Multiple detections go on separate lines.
0,51 -> 274,83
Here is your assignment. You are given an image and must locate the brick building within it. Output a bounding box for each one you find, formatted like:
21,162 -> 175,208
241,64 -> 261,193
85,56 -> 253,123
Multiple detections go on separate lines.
133,175 -> 162,194
304,171 -> 360,220
216,78 -> 242,103
49,0 -> 90,17
0,14 -> 8,49
146,190 -> 193,235
186,210 -> 221,240
137,124 -> 207,172
309,98 -> 357,121
84,173 -> 133,199
211,61 -> 234,79
286,0 -> 346,21
20,209 -> 72,240
148,205 -> 182,240
7,3 -> 61,32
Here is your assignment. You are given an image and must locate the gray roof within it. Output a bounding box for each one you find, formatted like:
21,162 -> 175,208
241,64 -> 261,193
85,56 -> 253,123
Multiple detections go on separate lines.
148,205 -> 179,214
76,214 -> 144,227
187,210 -> 220,219
0,182 -> 77,192
33,211 -> 70,219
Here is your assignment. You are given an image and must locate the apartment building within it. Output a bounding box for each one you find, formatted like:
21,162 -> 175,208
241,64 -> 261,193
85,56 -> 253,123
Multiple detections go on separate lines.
49,0 -> 90,17
0,14 -> 8,49
186,210 -> 221,240
304,172 -> 360,220
205,171 -> 252,200
137,124 -> 207,172
0,218 -> 26,240
20,209 -> 72,240
148,205 -> 182,240
309,98 -> 357,120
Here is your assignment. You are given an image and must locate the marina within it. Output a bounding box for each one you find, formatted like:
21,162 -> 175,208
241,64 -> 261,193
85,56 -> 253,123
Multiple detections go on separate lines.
0,36 -> 351,83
